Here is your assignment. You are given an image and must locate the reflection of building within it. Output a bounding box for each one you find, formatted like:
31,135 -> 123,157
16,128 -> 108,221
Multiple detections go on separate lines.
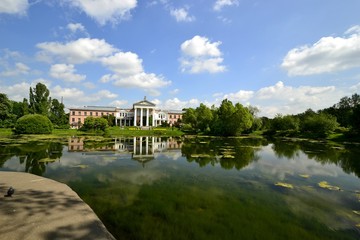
68,97 -> 183,128
68,137 -> 116,152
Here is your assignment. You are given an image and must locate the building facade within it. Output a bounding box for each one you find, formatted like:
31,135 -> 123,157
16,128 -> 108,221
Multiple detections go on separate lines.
68,97 -> 183,128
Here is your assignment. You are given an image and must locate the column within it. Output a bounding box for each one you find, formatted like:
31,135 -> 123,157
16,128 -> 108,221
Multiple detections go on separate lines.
134,108 -> 137,126
133,137 -> 136,153
152,109 -> 155,127
139,137 -> 143,155
140,108 -> 143,127
146,108 -> 149,126
145,137 -> 149,155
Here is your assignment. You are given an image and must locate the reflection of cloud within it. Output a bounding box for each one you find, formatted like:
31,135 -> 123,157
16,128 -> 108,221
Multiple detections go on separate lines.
155,151 -> 182,161
255,146 -> 343,180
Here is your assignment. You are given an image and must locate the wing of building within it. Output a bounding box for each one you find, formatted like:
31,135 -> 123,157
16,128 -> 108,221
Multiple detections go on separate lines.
68,97 -> 183,128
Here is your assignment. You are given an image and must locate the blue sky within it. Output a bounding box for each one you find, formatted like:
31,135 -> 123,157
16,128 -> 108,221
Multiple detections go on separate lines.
1,0 -> 360,117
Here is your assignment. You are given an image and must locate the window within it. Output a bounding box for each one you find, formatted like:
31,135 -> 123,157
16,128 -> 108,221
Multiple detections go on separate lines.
101,112 -> 104,116
90,112 -> 93,116
78,111 -> 81,115
78,118 -> 81,122
84,112 -> 87,116
72,118 -> 75,122
96,112 -> 98,116
72,111 -> 75,115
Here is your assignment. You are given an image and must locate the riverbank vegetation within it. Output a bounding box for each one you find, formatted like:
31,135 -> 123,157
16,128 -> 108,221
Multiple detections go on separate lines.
181,93 -> 360,142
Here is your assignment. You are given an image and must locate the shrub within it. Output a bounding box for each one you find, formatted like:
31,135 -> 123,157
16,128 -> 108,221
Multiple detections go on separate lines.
14,114 -> 53,134
80,117 -> 109,132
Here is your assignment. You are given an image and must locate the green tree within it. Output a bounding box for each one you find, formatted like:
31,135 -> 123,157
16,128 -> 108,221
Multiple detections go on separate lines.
195,103 -> 213,132
81,117 -> 108,132
301,113 -> 339,137
49,99 -> 68,127
0,93 -> 12,120
29,83 -> 51,116
270,114 -> 300,132
182,108 -> 197,130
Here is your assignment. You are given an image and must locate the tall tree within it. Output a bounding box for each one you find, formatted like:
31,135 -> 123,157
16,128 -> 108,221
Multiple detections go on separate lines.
0,93 -> 12,120
195,103 -> 213,132
49,99 -> 67,126
29,83 -> 51,116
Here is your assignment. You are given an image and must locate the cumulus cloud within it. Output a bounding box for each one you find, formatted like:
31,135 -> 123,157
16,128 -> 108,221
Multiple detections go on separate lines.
110,100 -> 128,107
180,35 -> 226,73
49,64 -> 86,83
36,38 -> 117,64
67,0 -> 137,25
51,85 -> 118,105
0,0 -> 28,15
157,98 -> 200,110
170,8 -> 195,22
282,25 -> 360,76
213,0 -> 239,11
223,90 -> 254,102
101,52 -> 143,77
36,37 -> 169,95
0,62 -> 30,77
66,23 -> 88,36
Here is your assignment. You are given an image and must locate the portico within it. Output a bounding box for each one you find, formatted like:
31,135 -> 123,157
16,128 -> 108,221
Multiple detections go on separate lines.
133,97 -> 156,127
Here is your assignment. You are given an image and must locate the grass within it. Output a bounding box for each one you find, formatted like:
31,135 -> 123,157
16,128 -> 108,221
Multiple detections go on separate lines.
0,126 -> 184,139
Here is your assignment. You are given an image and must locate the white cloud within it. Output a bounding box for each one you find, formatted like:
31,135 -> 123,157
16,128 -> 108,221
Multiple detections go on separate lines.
213,0 -> 239,11
49,64 -> 86,83
158,98 -> 200,110
170,8 -> 195,22
0,0 -> 28,15
101,52 -> 143,77
223,90 -> 254,102
282,25 -> 360,76
67,23 -> 87,34
169,88 -> 179,95
111,72 -> 170,89
350,81 -> 360,92
181,35 -> 222,57
110,100 -> 128,107
68,0 -> 137,25
37,38 -> 117,64
51,85 -> 118,105
0,62 -> 30,77
180,35 -> 226,73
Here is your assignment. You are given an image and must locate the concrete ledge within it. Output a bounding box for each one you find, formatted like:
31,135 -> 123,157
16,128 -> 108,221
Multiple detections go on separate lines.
0,171 -> 115,240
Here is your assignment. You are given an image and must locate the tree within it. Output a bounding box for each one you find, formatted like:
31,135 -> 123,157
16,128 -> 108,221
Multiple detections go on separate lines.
195,103 -> 213,132
49,99 -> 68,127
81,117 -> 108,132
0,93 -> 12,121
301,113 -> 339,137
29,83 -> 51,116
212,99 -> 253,136
270,114 -> 299,132
182,108 -> 197,130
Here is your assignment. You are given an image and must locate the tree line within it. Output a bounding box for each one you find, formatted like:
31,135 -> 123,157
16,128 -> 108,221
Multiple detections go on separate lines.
0,82 -> 68,129
182,93 -> 360,138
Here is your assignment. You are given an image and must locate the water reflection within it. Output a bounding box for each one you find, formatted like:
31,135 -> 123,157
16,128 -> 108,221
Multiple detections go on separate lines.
181,137 -> 267,170
0,141 -> 63,175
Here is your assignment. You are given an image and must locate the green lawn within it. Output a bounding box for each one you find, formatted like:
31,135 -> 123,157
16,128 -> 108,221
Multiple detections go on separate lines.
0,127 -> 184,138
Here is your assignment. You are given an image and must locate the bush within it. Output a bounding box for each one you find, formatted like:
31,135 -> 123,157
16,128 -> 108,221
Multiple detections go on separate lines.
14,114 -> 53,134
80,117 -> 109,132
301,113 -> 339,138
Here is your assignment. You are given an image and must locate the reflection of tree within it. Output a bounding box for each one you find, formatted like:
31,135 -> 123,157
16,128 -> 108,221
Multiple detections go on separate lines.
271,139 -> 360,178
0,141 -> 63,176
181,137 -> 265,170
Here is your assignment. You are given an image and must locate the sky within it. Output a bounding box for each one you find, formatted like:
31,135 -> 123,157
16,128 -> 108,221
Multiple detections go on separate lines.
1,0 -> 360,117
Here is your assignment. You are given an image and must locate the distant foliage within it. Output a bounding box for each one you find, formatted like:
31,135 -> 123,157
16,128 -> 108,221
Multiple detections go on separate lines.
80,117 -> 109,132
14,114 -> 53,134
301,113 -> 339,138
182,99 -> 253,136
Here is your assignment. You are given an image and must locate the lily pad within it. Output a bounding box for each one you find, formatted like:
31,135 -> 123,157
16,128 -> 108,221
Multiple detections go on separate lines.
275,182 -> 294,189
72,164 -> 89,169
318,181 -> 341,191
299,174 -> 310,178
38,158 -> 56,163
353,210 -> 360,215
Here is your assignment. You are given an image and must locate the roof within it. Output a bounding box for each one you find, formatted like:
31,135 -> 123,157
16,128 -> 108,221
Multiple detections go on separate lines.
68,106 -> 117,112
133,97 -> 156,108
164,110 -> 184,114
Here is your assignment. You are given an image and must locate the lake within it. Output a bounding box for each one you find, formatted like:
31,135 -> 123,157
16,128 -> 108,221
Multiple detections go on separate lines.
1,136 -> 360,240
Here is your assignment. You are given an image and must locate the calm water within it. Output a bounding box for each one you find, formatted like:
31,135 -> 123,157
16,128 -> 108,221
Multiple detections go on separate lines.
1,136 -> 360,240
